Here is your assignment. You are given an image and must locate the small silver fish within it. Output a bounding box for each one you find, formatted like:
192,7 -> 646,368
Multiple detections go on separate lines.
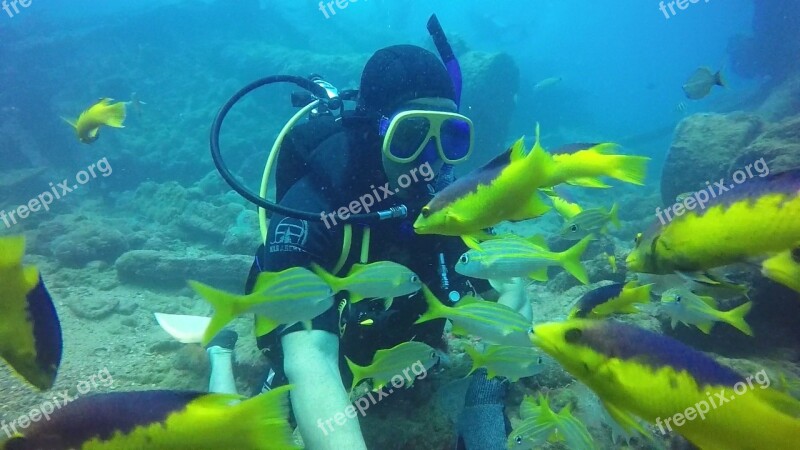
682,67 -> 726,100
660,287 -> 753,336
559,204 -> 619,240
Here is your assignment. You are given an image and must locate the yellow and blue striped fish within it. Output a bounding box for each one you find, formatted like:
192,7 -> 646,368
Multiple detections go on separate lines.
531,319 -> 800,450
2,386 -> 297,449
0,235 -> 62,391
627,168 -> 800,293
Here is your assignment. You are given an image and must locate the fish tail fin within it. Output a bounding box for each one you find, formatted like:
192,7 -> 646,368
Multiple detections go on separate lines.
0,235 -> 25,267
608,154 -> 650,186
101,102 -> 127,128
345,356 -> 365,391
310,263 -> 343,293
228,385 -> 297,448
724,301 -> 754,336
715,70 -> 727,88
559,235 -> 591,284
464,346 -> 483,377
609,203 -> 621,228
188,280 -> 239,346
414,285 -> 448,324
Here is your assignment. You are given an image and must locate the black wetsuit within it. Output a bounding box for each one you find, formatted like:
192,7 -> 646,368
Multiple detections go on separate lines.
244,116 -> 489,388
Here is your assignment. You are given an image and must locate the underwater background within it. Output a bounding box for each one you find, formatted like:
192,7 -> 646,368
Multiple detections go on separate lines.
1,0 -> 799,449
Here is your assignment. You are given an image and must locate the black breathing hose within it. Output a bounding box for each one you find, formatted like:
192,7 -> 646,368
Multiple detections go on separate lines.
209,75 -> 403,223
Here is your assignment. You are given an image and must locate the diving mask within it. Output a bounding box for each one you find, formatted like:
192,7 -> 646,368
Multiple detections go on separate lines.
379,110 -> 473,164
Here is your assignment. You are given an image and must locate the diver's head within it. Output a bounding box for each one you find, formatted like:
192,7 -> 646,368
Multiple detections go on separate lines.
357,45 -> 473,198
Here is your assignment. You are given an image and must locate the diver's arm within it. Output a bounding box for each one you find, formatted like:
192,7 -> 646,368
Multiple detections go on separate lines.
282,328 -> 367,450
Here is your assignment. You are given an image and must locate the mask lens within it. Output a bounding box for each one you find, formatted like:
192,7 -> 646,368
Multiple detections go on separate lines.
389,117 -> 431,159
440,118 -> 471,161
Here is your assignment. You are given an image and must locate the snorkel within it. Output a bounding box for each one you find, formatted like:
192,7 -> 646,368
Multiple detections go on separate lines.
427,14 -> 463,191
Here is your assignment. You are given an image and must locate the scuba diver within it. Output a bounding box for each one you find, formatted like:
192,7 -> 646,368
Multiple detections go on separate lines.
206,18 -> 518,450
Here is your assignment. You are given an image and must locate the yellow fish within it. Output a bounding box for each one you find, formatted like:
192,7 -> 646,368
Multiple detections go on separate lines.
761,248 -> 800,294
63,98 -> 127,144
0,235 -> 62,390
627,169 -> 800,294
2,386 -> 297,449
413,125 -> 649,237
531,319 -> 800,450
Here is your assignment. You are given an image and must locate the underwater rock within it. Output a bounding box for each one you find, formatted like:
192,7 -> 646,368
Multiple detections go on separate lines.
115,249 -> 252,291
660,113 -> 764,204
223,209 -> 261,255
459,51 -> 520,164
757,74 -> 800,121
731,115 -> 800,174
67,296 -> 120,320
176,201 -> 245,243
48,217 -> 131,267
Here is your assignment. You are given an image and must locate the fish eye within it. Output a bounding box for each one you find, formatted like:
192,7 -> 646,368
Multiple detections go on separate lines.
514,436 -> 523,445
421,206 -> 431,218
675,295 -> 682,303
411,275 -> 419,283
570,224 -> 578,232
459,255 -> 469,264
634,233 -> 642,246
430,351 -> 437,359
565,328 -> 582,343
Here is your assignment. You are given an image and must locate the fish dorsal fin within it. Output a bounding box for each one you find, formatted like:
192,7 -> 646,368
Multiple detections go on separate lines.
348,263 -> 368,276
526,234 -> 549,249
94,98 -> 113,107
456,294 -> 481,306
509,137 -> 527,162
698,295 -> 717,308
461,235 -> 482,250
